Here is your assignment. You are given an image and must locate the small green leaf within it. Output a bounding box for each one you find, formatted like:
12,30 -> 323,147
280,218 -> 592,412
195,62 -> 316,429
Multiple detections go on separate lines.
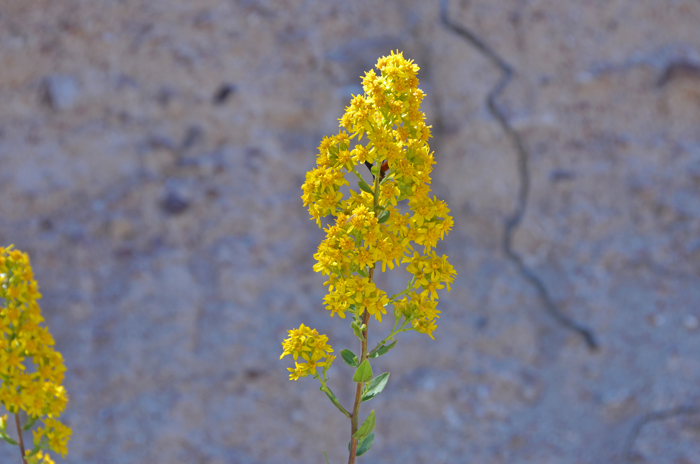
353,409 -> 376,439
357,268 -> 367,278
22,416 -> 38,431
323,450 -> 330,464
369,340 -> 397,358
358,180 -> 374,194
356,433 -> 375,456
362,372 -> 390,402
350,321 -> 365,341
0,432 -> 18,446
340,349 -> 359,367
348,433 -> 375,457
377,210 -> 391,224
352,360 -> 373,383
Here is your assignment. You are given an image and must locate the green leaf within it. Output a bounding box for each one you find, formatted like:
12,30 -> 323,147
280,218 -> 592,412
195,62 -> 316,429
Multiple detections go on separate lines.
369,340 -> 397,358
358,180 -> 374,194
340,349 -> 359,367
377,210 -> 391,224
348,433 -> 375,457
323,450 -> 330,464
362,372 -> 390,402
0,432 -> 18,446
22,415 -> 38,431
351,321 -> 366,341
353,409 -> 376,439
352,360 -> 373,383
356,433 -> 375,456
357,268 -> 367,278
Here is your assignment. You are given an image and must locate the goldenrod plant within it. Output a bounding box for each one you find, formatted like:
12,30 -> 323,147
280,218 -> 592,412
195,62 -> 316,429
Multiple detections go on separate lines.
0,246 -> 71,464
281,51 -> 456,463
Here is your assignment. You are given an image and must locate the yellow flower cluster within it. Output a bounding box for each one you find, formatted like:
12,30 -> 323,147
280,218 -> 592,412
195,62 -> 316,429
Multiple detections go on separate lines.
280,324 -> 335,381
300,51 -> 456,338
0,246 -> 71,461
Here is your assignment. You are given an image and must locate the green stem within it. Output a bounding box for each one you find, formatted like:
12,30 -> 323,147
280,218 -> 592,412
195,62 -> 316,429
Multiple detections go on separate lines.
317,376 -> 351,419
350,168 -> 365,183
386,276 -> 416,303
367,321 -> 412,358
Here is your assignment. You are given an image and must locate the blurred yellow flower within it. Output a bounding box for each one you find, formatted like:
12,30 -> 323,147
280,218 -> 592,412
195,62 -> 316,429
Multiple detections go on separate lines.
0,246 -> 71,462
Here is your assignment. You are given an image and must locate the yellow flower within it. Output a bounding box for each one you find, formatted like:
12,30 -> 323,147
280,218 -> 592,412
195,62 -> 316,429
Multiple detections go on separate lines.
294,50 -> 457,372
280,324 -> 334,381
0,246 -> 71,459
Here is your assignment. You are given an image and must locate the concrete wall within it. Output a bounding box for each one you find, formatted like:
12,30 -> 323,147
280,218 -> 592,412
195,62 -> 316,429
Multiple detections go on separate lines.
1,0 -> 699,462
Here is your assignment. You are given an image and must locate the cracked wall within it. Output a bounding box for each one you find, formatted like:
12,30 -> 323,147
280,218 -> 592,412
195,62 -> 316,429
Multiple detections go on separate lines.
1,1 -> 700,463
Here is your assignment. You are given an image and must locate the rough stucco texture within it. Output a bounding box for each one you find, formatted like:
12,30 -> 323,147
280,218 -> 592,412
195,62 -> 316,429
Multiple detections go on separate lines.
1,1 -> 700,463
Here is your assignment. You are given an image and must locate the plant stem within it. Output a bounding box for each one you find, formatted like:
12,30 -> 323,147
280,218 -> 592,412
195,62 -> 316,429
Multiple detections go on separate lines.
14,414 -> 27,464
348,269 -> 372,464
349,163 -> 384,463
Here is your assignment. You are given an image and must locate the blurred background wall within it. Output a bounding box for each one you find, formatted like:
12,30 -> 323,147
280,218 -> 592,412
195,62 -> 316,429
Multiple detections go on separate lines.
1,0 -> 700,463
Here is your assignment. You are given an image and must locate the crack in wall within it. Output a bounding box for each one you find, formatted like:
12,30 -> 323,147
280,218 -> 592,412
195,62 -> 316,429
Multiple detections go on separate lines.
439,0 -> 598,351
623,404 -> 700,462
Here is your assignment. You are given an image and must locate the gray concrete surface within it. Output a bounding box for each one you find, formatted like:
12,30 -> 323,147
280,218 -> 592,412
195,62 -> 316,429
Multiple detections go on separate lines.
1,1 -> 699,463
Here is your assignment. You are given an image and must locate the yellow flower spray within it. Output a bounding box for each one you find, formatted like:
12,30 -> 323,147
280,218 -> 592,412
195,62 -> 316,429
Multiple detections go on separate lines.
0,246 -> 71,464
281,51 -> 456,462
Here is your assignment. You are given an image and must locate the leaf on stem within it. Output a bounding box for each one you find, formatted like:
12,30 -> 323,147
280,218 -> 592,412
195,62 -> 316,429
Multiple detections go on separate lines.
353,409 -> 376,439
358,180 -> 374,194
340,349 -> 359,367
352,360 -> 373,383
362,372 -> 390,402
357,433 -> 374,456
0,431 -> 18,446
377,210 -> 391,223
22,415 -> 38,431
26,447 -> 42,459
348,433 -> 375,457
351,320 -> 366,341
369,340 -> 397,358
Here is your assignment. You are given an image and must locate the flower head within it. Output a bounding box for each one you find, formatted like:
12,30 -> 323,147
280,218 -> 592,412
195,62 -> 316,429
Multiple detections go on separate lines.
280,324 -> 334,381
0,246 -> 71,460
299,51 -> 456,335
